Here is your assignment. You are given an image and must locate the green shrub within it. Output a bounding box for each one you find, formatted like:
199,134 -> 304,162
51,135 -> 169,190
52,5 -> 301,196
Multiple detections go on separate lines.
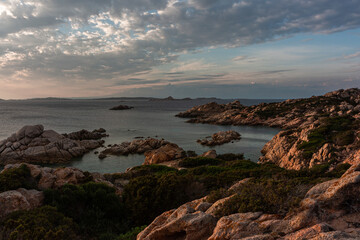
44,182 -> 127,237
0,164 -> 37,192
298,116 -> 356,159
106,165 -> 177,181
216,153 -> 245,161
178,157 -> 222,168
122,173 -> 201,226
0,206 -> 79,240
206,188 -> 230,203
117,226 -> 147,240
215,179 -> 308,217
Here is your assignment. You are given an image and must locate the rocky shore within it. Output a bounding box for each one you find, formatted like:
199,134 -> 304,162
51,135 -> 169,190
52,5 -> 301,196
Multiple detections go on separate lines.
197,130 -> 241,146
0,125 -> 107,164
177,88 -> 360,169
98,138 -> 186,164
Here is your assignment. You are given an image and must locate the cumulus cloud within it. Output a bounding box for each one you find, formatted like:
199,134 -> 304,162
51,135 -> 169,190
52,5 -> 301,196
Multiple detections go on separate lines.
1,0 -> 360,97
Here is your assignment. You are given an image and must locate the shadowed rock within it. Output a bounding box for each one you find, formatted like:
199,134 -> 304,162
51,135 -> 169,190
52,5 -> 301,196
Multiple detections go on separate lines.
197,130 -> 241,146
0,125 -> 106,164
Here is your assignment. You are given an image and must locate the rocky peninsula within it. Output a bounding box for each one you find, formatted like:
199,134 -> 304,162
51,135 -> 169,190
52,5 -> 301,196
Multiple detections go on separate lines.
0,125 -> 107,164
177,88 -> 360,170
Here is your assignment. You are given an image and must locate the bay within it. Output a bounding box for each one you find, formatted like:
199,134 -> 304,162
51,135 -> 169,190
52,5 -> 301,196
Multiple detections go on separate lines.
0,98 -> 280,173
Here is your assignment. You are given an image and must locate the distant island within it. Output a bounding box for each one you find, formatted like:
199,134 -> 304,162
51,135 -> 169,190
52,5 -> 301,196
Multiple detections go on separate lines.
109,105 -> 134,110
149,96 -> 219,101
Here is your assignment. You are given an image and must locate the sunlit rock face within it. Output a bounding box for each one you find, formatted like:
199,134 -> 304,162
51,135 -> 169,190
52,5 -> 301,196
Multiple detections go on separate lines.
138,164 -> 360,240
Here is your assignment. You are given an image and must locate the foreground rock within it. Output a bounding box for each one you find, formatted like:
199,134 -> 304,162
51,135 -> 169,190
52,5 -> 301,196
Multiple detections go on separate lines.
109,105 -> 134,110
178,88 -> 360,169
144,143 -> 186,165
197,130 -> 241,146
0,163 -> 124,218
99,138 -> 186,163
0,125 -> 106,164
0,188 -> 44,219
138,164 -> 360,239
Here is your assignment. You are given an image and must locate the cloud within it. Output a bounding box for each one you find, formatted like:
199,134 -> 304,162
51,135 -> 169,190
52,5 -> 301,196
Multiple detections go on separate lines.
1,0 -> 360,97
344,51 -> 360,59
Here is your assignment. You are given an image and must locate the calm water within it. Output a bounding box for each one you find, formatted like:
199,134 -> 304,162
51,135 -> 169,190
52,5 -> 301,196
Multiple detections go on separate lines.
0,98 -> 280,173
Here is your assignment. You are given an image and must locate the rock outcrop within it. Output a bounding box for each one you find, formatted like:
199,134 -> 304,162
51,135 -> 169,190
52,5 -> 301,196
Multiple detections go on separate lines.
109,105 -> 134,110
0,163 -> 125,218
99,138 -> 186,164
138,164 -> 360,239
177,88 -> 360,169
144,143 -> 186,165
2,163 -> 114,190
197,130 -> 241,146
0,125 -> 106,164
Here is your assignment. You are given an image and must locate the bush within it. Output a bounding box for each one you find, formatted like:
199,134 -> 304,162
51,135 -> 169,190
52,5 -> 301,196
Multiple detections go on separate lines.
0,164 -> 37,192
178,157 -> 222,168
44,182 -> 127,238
122,173 -> 201,226
0,206 -> 79,240
117,226 -> 147,240
215,179 -> 308,217
217,153 -> 245,161
298,116 -> 356,159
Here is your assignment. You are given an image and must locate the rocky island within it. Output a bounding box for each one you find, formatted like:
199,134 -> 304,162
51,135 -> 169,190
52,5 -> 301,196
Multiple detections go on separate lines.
109,105 -> 134,110
197,130 -> 241,146
0,125 -> 107,164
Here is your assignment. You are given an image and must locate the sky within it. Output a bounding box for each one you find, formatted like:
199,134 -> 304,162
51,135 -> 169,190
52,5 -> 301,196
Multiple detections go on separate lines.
0,0 -> 360,99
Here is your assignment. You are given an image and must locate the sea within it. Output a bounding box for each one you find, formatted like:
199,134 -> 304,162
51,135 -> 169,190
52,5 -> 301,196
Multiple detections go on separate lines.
0,98 -> 281,173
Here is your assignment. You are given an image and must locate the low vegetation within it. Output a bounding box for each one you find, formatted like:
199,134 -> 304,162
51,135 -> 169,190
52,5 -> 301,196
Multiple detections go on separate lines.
0,206 -> 79,240
298,116 -> 356,159
0,165 -> 36,192
0,156 -> 351,240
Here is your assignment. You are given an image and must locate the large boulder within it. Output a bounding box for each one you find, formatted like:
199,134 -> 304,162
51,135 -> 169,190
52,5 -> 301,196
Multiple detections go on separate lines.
100,138 -> 169,158
144,143 -> 186,165
0,125 -> 106,164
197,130 -> 241,146
0,188 -> 44,218
137,198 -> 217,240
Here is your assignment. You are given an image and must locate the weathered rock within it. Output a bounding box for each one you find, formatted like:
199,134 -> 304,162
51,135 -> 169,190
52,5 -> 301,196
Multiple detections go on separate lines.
137,198 -> 217,240
0,188 -> 44,218
63,128 -> 107,140
138,164 -> 360,240
100,138 -> 169,157
0,125 -> 106,164
201,150 -> 217,159
2,163 -> 121,194
208,212 -> 263,240
144,143 -> 186,165
100,138 -> 186,164
197,130 -> 241,146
